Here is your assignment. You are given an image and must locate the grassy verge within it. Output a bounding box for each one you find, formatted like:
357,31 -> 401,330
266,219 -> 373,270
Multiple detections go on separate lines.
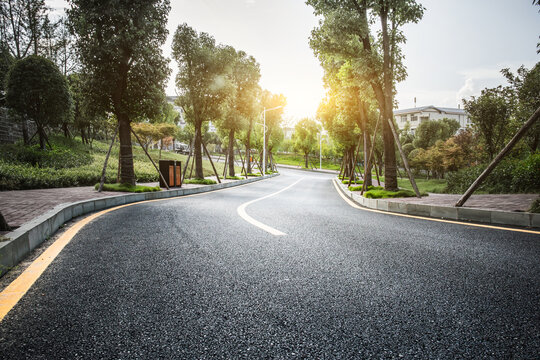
397,178 -> 447,194
95,183 -> 161,193
183,178 -> 217,185
274,153 -> 340,171
0,135 -> 240,190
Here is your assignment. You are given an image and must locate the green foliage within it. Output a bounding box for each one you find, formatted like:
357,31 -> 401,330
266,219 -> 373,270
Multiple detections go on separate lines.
183,178 -> 217,185
246,173 -> 261,177
225,176 -> 242,180
343,179 -> 363,184
445,153 -> 540,194
95,183 -> 161,193
0,135 -> 92,169
463,86 -> 514,160
349,185 -> 383,192
412,118 -> 460,149
6,55 -> 71,149
397,178 -> 447,194
69,0 -> 171,184
0,136 -> 235,190
364,188 -> 426,199
293,118 -> 319,167
529,198 -> 540,213
502,62 -> 540,153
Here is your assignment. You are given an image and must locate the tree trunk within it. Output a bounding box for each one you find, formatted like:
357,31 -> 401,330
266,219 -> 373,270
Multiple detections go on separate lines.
380,7 -> 398,191
194,121 -> 204,179
246,122 -> 253,174
0,210 -> 10,232
21,117 -> 30,145
363,131 -> 373,187
228,129 -> 235,177
305,153 -> 309,168
117,114 -> 135,185
38,124 -> 46,150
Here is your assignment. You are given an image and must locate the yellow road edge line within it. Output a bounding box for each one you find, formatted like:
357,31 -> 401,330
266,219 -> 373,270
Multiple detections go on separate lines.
332,179 -> 540,235
0,176 -> 278,322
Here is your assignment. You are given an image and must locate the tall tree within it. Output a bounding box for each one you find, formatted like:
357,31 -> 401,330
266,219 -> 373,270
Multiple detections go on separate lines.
6,55 -> 71,149
412,118 -> 460,149
308,0 -> 424,190
293,118 -> 319,168
218,48 -> 261,177
1,0 -> 49,144
502,63 -> 540,152
69,0 -> 171,185
0,0 -> 48,59
172,24 -> 233,179
261,90 -> 286,171
463,86 -> 513,161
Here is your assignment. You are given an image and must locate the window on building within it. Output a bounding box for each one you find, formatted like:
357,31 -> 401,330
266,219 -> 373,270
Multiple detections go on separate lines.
401,115 -> 407,122
412,116 -> 418,122
420,116 -> 429,122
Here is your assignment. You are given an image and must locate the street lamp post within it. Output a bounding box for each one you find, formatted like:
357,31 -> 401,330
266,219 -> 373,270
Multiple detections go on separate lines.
261,106 -> 283,175
319,129 -> 327,170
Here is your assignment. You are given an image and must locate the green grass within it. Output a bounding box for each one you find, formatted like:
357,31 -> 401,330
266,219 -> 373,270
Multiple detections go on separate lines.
342,179 -> 363,185
183,178 -> 217,185
0,134 -> 240,190
224,176 -> 242,180
349,185 -> 383,192
246,173 -> 261,177
364,188 -> 428,199
274,153 -> 340,171
94,183 -> 161,193
397,178 -> 447,194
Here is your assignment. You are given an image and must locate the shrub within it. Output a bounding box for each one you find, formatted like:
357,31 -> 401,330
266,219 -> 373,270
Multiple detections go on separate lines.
529,198 -> 540,213
364,188 -> 427,199
349,185 -> 383,192
184,178 -> 217,185
343,179 -> 363,184
445,153 -> 540,194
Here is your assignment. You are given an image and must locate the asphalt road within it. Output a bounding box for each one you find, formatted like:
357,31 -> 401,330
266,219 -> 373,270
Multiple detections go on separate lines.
1,168 -> 539,359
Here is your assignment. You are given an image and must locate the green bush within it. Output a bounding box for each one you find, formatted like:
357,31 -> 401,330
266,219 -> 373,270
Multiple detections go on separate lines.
343,179 -> 363,184
184,178 -> 217,185
529,198 -> 540,213
364,188 -> 426,199
446,153 -> 540,194
349,185 -> 383,192
94,183 -> 161,193
0,137 -> 93,169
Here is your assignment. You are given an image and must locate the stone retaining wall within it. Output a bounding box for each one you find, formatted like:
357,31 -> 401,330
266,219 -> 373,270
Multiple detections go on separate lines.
0,107 -> 36,144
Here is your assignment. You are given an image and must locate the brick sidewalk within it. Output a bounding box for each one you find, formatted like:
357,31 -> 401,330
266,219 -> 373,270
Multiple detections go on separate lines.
0,178 -> 236,230
390,193 -> 539,213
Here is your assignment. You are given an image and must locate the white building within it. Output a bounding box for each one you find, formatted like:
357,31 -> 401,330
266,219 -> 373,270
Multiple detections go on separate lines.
394,105 -> 470,134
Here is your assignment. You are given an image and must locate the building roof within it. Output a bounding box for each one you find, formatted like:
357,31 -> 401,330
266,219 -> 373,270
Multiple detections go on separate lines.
393,105 -> 467,116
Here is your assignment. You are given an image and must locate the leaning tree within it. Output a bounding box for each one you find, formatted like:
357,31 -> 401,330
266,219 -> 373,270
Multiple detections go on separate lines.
68,0 -> 170,185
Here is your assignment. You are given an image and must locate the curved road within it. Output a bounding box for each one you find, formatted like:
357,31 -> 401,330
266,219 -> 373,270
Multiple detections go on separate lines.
1,168 -> 539,358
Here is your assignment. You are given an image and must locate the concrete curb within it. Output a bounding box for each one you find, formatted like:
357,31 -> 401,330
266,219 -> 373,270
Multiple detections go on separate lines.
333,178 -> 540,230
0,173 -> 279,277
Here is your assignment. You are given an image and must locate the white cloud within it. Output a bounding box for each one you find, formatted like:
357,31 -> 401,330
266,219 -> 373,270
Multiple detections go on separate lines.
456,78 -> 476,104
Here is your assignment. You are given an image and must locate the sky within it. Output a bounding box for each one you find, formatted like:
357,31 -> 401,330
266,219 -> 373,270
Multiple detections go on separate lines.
47,0 -> 539,122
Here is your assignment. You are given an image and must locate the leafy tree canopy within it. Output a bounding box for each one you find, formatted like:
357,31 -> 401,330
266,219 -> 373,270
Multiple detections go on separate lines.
412,118 -> 460,149
6,55 -> 71,149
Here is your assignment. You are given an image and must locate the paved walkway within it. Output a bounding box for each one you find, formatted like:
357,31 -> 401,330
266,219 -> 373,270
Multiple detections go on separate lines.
391,193 -> 538,213
0,176 -> 238,231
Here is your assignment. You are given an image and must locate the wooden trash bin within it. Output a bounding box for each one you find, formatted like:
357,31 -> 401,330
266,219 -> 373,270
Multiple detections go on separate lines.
158,160 -> 182,188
